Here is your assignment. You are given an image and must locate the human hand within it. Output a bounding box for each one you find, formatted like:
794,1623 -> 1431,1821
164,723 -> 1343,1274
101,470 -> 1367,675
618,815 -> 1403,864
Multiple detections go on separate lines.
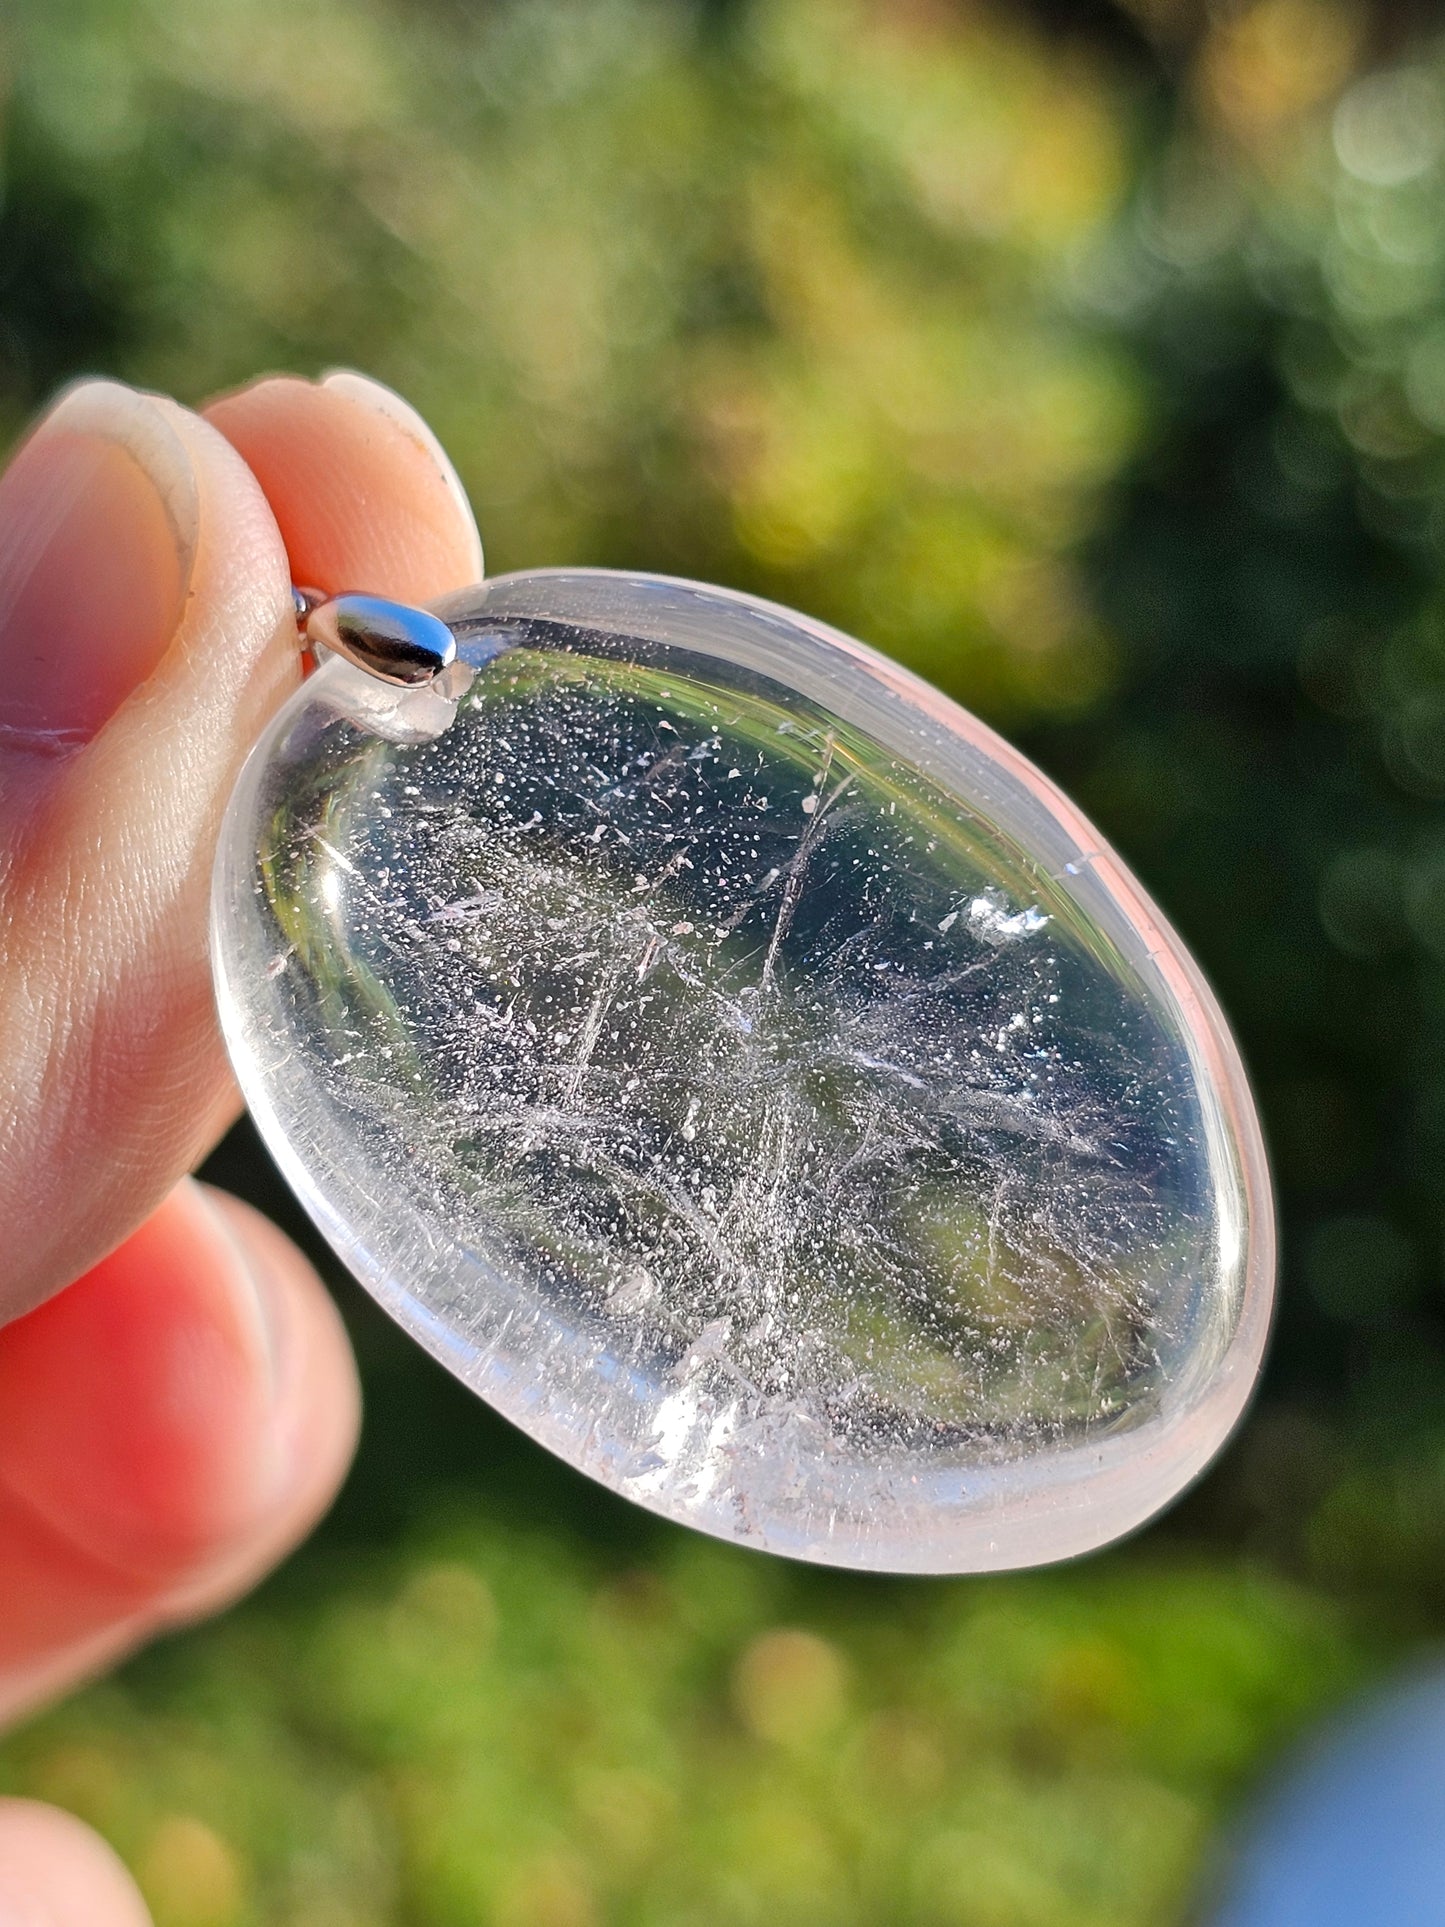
0,371 -> 484,1921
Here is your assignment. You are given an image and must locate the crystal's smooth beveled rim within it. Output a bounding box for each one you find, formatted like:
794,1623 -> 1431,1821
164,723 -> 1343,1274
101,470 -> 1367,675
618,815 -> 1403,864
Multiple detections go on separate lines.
212,567 -> 1276,1574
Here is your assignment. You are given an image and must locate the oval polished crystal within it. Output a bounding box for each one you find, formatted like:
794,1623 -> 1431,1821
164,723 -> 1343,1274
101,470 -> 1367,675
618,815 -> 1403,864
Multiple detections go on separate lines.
212,570 -> 1273,1572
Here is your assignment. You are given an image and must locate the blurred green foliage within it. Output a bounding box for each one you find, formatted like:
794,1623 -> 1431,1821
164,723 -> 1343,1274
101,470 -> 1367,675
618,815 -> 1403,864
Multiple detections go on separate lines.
9,0 -> 1445,1920
2,0 -> 1140,719
0,1517 -> 1377,1927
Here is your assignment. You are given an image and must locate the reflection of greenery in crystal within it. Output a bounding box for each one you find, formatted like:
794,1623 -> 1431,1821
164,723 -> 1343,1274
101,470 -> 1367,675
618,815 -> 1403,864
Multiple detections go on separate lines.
888,1190 -> 1158,1435
10,0 -> 1445,1917
258,732 -> 428,1092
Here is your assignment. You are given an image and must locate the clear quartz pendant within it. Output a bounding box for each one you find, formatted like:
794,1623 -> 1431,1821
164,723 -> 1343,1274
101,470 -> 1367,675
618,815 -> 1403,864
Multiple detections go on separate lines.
212,570 -> 1273,1573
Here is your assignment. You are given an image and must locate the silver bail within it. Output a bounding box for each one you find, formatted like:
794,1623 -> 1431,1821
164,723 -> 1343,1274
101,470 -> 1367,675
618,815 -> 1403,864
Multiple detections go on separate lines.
298,591 -> 458,688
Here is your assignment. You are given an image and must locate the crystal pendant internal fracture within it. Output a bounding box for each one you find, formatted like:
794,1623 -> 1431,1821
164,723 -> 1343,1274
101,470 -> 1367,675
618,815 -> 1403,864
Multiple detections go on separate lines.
213,571 -> 1272,1572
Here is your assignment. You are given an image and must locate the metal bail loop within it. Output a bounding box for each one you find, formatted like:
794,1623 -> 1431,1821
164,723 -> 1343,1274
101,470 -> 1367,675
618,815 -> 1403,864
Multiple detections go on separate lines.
294,590 -> 459,688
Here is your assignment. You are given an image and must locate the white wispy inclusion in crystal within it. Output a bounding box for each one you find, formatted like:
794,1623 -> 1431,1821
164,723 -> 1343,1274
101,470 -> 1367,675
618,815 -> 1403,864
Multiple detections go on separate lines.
215,572 -> 1272,1571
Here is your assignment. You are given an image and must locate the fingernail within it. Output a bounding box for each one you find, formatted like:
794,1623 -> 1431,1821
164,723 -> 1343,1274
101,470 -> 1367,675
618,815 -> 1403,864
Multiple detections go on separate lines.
0,380 -> 198,751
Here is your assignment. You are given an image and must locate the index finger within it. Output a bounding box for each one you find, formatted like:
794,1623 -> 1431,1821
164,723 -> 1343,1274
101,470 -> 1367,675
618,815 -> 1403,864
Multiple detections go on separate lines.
204,369 -> 484,601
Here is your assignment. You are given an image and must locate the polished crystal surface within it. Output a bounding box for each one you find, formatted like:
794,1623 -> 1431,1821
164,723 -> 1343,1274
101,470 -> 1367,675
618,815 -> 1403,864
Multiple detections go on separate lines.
213,570 -> 1273,1572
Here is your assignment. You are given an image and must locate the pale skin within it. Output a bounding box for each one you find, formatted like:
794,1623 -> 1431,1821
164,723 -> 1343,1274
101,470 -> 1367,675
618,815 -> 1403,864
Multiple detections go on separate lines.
0,371 -> 486,1922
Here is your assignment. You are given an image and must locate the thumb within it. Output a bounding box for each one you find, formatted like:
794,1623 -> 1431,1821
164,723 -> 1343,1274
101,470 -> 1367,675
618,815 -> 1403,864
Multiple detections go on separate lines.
0,380 -> 296,1320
